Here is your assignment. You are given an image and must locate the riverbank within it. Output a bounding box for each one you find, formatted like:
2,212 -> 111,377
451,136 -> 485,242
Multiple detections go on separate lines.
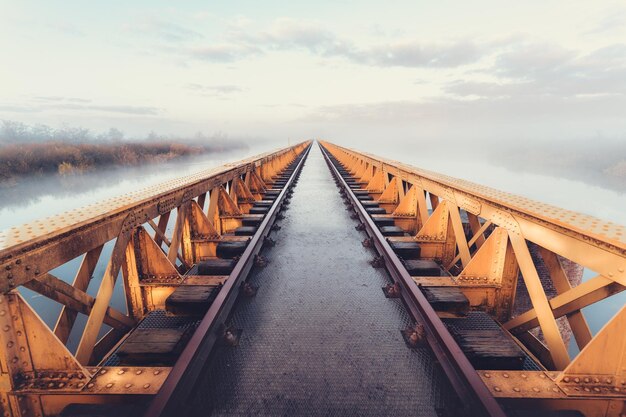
0,140 -> 247,185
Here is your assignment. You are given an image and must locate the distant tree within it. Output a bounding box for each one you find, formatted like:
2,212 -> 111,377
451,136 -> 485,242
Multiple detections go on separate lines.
0,120 -> 29,143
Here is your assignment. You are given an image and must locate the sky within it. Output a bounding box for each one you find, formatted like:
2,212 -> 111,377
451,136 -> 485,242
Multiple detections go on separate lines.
1,0 -> 626,148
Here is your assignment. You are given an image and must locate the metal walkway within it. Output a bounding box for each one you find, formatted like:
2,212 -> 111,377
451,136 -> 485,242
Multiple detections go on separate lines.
184,145 -> 457,416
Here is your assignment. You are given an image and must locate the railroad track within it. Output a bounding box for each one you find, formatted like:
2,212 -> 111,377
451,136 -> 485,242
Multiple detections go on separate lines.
321,144 -> 506,417
0,140 -> 623,417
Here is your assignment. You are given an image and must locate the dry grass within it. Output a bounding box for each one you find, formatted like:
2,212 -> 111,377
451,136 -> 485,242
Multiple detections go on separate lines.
0,141 -> 205,182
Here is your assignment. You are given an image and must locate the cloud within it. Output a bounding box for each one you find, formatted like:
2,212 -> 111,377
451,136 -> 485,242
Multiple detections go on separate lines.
130,19 -> 203,43
47,22 -> 85,37
346,40 -> 482,68
186,83 -> 243,96
0,101 -> 159,116
189,44 -> 260,62
84,105 -> 159,115
34,96 -> 92,103
0,105 -> 41,113
585,7 -> 626,35
185,17 -> 485,68
447,42 -> 626,99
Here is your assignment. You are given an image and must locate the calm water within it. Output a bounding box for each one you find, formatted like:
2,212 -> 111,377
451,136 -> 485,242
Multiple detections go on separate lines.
0,141 -> 623,358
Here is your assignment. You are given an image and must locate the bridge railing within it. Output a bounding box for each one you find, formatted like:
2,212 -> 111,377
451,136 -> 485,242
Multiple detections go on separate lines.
0,141 -> 309,416
322,141 -> 626,416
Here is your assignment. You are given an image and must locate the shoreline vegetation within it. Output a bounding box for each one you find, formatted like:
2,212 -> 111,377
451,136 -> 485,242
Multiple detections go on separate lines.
0,120 -> 248,186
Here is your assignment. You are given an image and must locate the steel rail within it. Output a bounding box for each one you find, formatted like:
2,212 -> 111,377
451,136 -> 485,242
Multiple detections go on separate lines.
144,143 -> 312,417
0,144 -> 308,293
320,143 -> 507,417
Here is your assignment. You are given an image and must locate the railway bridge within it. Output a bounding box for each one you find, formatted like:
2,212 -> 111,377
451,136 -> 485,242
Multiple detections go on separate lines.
0,141 -> 624,417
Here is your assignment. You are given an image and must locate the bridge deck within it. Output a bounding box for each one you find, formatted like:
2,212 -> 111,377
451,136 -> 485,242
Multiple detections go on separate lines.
183,146 -> 458,416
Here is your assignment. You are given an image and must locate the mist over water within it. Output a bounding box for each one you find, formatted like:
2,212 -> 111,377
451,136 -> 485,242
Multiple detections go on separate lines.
0,140 -> 623,357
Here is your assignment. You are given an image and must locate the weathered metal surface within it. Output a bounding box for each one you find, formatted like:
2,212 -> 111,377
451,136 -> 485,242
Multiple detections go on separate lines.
179,145 -> 459,416
323,141 -> 626,417
0,141 -> 310,416
0,138 -> 624,417
323,145 -> 506,417
145,145 -> 312,416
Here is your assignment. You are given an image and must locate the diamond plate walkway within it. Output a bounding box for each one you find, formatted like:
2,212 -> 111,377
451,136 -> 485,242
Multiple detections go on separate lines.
185,146 -> 458,416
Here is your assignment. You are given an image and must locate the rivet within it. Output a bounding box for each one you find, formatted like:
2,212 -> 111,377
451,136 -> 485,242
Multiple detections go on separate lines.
494,386 -> 501,392
135,370 -> 142,375
125,383 -> 132,388
513,387 -> 520,392
154,370 -> 160,375
3,325 -> 10,332
143,383 -> 151,389
532,387 -> 540,392
117,370 -> 125,375
574,377 -> 580,383
503,373 -> 509,378
106,383 -> 113,388
484,373 -> 491,378
552,387 -> 559,392
100,369 -> 107,375
77,382 -> 84,388
584,377 -> 590,383
87,383 -> 94,388
563,377 -> 570,383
